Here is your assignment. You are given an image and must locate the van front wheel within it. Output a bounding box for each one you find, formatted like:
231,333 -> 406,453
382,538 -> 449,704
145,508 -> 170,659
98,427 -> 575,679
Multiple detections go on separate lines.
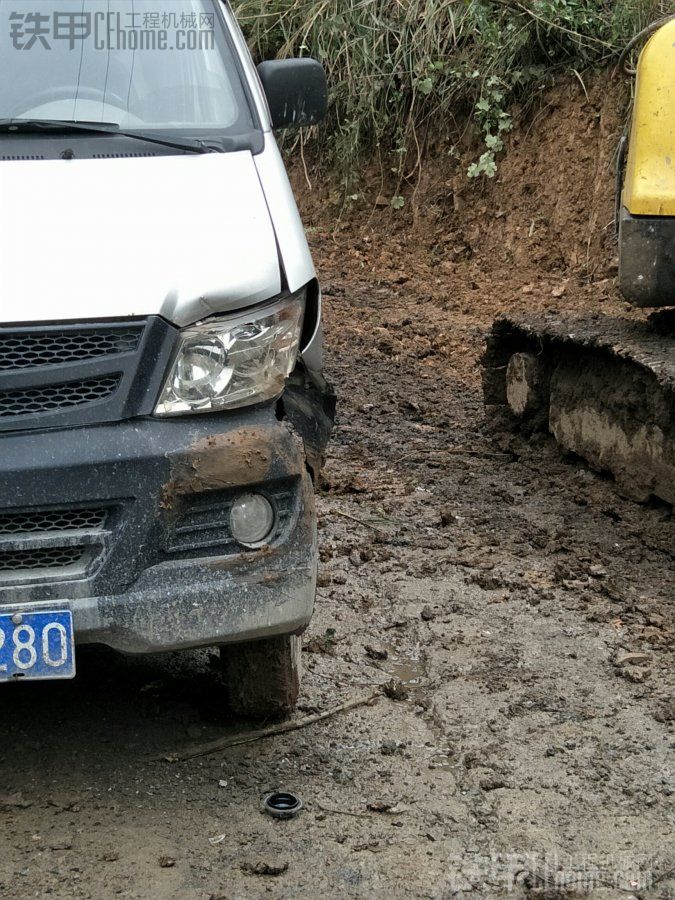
221,634 -> 301,720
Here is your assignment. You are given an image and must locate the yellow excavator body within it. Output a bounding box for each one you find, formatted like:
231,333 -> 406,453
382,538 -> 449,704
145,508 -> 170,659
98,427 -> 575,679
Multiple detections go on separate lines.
623,18 -> 675,217
620,19 -> 675,307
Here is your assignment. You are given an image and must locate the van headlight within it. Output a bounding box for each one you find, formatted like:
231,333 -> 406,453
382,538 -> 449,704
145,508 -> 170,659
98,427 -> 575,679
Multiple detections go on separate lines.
155,291 -> 305,416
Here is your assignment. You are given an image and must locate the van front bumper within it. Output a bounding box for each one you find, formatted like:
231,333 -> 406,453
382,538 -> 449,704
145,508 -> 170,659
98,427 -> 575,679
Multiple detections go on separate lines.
0,405 -> 319,654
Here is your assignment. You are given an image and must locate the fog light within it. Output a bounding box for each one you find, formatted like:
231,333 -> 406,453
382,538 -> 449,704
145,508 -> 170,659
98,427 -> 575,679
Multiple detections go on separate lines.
230,493 -> 275,547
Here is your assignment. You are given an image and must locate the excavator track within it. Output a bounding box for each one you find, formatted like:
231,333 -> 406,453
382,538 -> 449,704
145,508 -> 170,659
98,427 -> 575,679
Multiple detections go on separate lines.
483,312 -> 675,506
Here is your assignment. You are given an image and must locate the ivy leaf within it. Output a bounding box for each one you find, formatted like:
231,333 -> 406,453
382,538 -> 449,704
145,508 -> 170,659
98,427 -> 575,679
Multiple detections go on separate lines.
418,77 -> 434,96
467,151 -> 498,179
480,153 -> 498,178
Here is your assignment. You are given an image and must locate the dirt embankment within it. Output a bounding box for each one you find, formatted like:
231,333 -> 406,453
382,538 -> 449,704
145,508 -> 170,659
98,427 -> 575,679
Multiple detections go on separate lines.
1,74 -> 672,899
296,73 -> 634,389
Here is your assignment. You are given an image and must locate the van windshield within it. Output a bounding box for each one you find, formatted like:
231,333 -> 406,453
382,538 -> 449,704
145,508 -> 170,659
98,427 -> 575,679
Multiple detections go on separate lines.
0,0 -> 255,136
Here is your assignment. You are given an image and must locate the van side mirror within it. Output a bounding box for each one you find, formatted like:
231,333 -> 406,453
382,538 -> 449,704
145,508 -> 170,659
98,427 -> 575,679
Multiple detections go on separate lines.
257,58 -> 327,130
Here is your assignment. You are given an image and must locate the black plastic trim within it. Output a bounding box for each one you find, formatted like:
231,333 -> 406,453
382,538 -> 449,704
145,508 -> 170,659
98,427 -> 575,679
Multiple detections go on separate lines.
619,207 -> 675,308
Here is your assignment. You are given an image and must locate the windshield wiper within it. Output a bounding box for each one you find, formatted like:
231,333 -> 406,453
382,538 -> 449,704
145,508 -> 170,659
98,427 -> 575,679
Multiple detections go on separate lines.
0,119 -> 225,154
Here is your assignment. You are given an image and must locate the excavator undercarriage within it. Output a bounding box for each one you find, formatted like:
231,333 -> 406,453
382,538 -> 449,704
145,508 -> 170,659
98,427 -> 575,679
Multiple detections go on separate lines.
483,312 -> 675,505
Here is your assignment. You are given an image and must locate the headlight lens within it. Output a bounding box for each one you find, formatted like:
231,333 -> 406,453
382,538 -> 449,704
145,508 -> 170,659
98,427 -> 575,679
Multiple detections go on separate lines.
155,292 -> 305,416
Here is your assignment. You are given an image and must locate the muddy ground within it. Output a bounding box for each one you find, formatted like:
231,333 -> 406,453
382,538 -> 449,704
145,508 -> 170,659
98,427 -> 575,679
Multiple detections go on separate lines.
1,78 -> 674,898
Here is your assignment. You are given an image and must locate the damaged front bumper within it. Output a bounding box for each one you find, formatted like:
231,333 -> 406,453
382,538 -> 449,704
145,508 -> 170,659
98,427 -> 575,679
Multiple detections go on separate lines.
0,382 -> 333,654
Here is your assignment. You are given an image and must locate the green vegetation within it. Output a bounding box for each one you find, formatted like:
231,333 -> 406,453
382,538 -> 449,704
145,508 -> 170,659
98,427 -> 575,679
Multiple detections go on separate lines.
233,0 -> 663,181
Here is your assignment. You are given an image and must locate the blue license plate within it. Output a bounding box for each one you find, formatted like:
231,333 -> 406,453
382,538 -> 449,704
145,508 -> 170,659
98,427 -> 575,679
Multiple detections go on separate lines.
0,610 -> 75,682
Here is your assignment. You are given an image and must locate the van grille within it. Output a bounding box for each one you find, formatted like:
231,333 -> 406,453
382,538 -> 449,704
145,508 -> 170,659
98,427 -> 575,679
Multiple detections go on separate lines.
0,546 -> 87,572
0,317 -> 176,433
0,155 -> 45,161
0,327 -> 143,370
92,152 -> 157,159
0,375 -> 121,419
0,508 -> 108,535
0,504 -> 111,585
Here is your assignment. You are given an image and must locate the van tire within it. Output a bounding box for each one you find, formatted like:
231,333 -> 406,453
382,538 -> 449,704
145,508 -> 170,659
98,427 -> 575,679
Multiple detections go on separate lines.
221,634 -> 301,719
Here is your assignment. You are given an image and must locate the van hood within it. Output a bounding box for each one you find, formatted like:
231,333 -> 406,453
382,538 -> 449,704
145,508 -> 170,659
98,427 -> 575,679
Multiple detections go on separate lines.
0,152 -> 282,327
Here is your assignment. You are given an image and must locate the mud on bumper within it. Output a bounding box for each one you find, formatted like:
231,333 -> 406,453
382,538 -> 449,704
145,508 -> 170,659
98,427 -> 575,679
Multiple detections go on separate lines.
0,396 -> 330,654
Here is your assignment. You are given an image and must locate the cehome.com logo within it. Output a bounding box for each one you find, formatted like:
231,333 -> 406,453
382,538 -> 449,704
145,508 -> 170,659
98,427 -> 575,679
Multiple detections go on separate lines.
9,10 -> 215,51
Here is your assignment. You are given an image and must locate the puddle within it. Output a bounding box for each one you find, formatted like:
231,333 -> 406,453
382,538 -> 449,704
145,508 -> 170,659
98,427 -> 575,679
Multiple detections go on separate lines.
382,645 -> 426,687
428,753 -> 455,771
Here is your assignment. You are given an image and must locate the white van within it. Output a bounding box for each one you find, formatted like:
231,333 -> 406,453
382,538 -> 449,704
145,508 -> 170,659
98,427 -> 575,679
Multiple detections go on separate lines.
0,0 -> 334,717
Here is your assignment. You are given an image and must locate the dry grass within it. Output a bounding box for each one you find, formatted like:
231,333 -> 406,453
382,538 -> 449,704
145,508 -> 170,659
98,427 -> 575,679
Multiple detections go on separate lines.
233,0 -> 664,180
